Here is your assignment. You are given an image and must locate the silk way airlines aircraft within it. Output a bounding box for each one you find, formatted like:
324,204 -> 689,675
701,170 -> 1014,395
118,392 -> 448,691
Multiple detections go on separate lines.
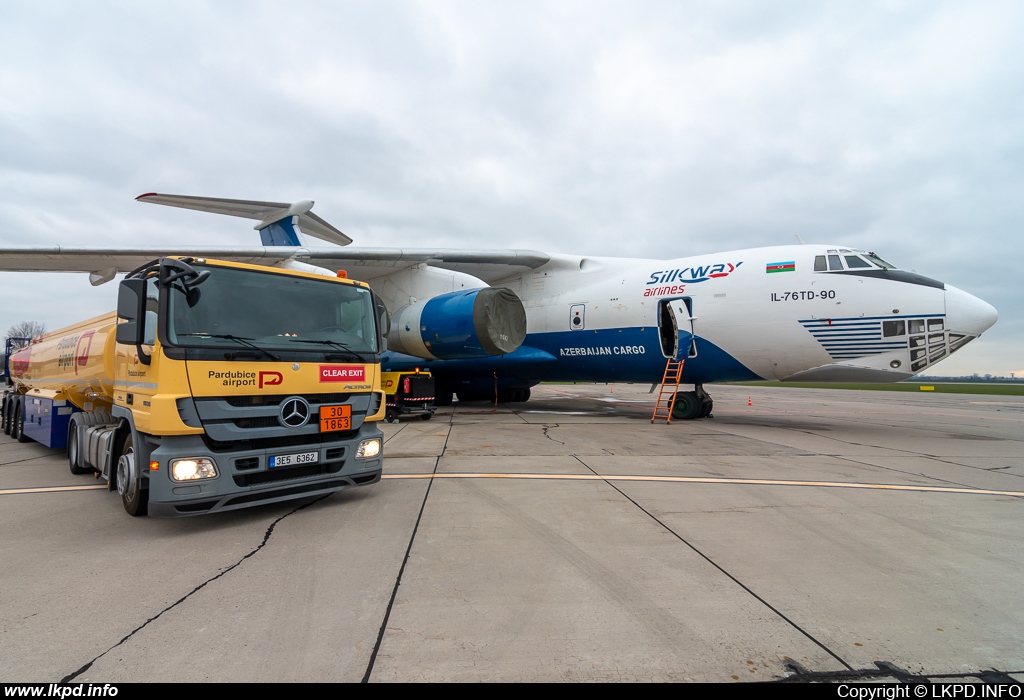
0,194 -> 998,419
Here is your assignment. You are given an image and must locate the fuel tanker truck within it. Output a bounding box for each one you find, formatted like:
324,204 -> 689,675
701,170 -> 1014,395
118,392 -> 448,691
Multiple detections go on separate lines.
1,257 -> 386,517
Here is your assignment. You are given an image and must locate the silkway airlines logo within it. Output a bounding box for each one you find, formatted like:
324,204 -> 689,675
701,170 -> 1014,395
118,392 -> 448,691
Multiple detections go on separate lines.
644,261 -> 743,296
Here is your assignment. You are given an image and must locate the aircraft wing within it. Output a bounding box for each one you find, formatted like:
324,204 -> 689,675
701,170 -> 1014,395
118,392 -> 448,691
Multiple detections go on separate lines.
0,246 -> 550,285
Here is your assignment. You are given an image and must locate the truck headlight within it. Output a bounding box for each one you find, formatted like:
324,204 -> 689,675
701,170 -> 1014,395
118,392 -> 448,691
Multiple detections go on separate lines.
171,458 -> 218,482
356,439 -> 381,459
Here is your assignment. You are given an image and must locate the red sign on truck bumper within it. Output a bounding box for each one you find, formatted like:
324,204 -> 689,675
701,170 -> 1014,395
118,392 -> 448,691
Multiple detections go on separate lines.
319,365 -> 366,382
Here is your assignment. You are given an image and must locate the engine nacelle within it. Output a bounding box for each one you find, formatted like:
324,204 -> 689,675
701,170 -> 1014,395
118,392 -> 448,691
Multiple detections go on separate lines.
387,288 -> 526,360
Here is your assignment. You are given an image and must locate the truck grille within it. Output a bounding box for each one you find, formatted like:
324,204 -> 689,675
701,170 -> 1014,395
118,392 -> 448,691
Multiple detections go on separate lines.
232,459 -> 345,487
190,393 -> 372,443
224,393 -> 350,408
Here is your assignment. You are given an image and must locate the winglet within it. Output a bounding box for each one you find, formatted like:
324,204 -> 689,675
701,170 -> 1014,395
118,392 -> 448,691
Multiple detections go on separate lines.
136,193 -> 353,247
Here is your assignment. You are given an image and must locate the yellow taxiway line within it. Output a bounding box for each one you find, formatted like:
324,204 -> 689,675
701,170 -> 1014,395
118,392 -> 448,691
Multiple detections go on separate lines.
3,474 -> 1021,499
382,472 -> 1024,498
0,484 -> 107,496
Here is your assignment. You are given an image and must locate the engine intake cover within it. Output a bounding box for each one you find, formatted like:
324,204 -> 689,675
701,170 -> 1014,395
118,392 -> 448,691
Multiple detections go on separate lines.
388,288 -> 526,360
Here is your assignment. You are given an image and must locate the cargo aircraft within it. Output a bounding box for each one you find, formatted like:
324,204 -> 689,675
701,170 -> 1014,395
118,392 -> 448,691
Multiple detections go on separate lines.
0,194 -> 998,419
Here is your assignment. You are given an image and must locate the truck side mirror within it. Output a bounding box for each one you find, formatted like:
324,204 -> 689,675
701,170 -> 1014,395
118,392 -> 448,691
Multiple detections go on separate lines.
116,278 -> 147,346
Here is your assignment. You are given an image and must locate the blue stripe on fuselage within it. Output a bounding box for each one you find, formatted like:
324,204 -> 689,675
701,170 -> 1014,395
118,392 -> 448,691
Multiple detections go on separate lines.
382,327 -> 761,384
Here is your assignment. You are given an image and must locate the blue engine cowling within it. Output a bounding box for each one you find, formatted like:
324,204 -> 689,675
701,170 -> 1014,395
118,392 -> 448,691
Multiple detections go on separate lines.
386,287 -> 526,360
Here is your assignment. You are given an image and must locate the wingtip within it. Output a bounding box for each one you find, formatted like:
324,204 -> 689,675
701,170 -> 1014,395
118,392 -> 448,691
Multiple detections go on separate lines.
136,192 -> 159,201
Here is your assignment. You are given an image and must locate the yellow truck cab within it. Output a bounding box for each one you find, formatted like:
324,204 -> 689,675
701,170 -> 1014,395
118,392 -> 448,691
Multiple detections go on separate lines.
2,257 -> 386,517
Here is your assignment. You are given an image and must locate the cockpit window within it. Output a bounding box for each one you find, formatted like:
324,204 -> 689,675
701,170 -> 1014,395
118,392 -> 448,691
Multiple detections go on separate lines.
864,252 -> 896,269
815,249 -> 900,273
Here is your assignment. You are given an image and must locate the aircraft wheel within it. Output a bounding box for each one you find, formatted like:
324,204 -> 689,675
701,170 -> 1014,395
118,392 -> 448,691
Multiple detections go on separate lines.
435,388 -> 453,407
671,392 -> 702,421
521,388 -> 531,402
456,391 -> 483,403
116,433 -> 148,517
699,397 -> 714,418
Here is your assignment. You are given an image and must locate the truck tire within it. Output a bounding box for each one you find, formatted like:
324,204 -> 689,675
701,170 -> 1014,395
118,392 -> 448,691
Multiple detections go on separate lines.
4,394 -> 16,436
67,425 -> 91,475
115,433 -> 148,517
15,399 -> 31,443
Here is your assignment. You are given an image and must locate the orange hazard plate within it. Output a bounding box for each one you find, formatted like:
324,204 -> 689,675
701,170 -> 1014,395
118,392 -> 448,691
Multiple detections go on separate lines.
319,404 -> 352,432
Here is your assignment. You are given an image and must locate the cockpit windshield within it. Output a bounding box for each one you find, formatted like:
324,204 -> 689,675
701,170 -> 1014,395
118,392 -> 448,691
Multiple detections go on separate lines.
815,249 -> 899,272
166,264 -> 377,358
863,252 -> 897,269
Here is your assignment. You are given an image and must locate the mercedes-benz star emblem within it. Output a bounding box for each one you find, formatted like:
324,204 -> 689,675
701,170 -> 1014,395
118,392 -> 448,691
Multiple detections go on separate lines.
279,397 -> 311,428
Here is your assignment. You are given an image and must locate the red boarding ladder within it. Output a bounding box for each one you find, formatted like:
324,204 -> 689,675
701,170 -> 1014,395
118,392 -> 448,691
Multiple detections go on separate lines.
651,358 -> 685,424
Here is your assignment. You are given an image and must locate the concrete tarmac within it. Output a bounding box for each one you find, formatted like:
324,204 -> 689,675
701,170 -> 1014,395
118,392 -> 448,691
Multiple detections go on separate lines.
1,384 -> 1022,682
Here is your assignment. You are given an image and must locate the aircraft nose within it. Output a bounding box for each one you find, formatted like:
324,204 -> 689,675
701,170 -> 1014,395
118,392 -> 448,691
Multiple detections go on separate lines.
945,284 -> 998,336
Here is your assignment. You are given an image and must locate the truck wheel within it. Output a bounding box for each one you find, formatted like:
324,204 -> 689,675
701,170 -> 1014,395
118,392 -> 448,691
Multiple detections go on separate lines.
67,426 -> 91,475
420,412 -> 432,421
4,395 -> 16,436
385,408 -> 399,423
15,399 -> 31,443
116,433 -> 148,517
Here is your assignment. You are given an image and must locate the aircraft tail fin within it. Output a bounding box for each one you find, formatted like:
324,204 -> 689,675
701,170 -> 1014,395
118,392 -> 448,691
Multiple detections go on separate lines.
136,193 -> 353,247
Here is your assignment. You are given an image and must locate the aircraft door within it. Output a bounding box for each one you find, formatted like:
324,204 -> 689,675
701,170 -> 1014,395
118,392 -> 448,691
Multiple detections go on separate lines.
658,298 -> 694,360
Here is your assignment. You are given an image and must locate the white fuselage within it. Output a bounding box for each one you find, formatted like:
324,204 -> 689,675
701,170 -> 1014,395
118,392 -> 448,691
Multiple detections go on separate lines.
380,244 -> 997,387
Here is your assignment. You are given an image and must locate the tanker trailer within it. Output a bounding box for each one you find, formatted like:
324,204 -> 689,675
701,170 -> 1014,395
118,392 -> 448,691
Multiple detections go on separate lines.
2,256 -> 387,517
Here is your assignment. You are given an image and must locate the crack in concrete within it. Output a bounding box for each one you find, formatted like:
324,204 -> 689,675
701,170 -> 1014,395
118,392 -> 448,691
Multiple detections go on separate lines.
778,659 -> 1023,683
541,425 -> 565,444
572,454 -> 855,672
60,496 -> 327,683
361,402 -> 454,683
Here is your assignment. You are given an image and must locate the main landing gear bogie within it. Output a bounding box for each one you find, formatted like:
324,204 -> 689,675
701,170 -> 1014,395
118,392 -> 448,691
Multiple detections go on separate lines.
671,385 -> 714,421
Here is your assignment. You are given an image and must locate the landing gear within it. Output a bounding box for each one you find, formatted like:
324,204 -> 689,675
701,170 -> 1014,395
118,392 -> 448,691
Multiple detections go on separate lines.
671,392 -> 702,420
670,385 -> 714,421
696,384 -> 714,418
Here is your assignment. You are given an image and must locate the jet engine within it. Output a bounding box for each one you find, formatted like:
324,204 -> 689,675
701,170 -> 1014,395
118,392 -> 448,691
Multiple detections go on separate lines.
386,287 -> 527,360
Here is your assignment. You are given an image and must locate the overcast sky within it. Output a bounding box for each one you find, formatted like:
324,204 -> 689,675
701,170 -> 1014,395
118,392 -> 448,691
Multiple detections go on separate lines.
1,1 -> 1021,375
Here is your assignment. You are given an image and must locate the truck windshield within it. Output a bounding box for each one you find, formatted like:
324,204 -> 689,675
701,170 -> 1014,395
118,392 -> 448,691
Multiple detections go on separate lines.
166,265 -> 377,356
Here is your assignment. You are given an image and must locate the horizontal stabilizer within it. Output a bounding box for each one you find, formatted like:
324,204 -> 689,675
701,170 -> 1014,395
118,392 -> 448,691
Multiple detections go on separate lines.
136,193 -> 353,246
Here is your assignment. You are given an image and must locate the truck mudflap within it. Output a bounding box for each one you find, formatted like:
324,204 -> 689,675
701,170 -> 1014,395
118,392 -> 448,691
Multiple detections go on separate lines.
144,426 -> 383,518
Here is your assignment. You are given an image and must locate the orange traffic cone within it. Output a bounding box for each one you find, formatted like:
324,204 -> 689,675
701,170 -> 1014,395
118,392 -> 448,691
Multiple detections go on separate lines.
747,396 -> 752,406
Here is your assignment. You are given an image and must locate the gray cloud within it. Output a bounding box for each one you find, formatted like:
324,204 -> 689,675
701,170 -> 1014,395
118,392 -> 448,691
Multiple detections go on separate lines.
2,1 -> 1021,373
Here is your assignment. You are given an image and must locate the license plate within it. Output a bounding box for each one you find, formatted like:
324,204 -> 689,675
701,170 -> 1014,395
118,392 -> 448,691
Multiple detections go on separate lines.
320,404 -> 352,433
269,451 -> 320,468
